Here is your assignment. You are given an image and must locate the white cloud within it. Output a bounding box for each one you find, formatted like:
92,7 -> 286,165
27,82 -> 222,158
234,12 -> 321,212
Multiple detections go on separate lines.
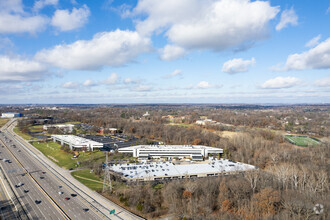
160,45 -> 186,61
0,0 -> 24,14
276,8 -> 298,31
0,56 -> 47,82
327,7 -> 330,14
33,0 -> 58,12
314,77 -> 330,87
222,57 -> 255,74
284,38 -> 330,70
82,79 -> 96,87
51,5 -> 90,31
133,85 -> 152,92
104,73 -> 119,85
35,29 -> 151,70
123,78 -> 139,84
0,0 -> 48,35
197,81 -> 214,89
164,69 -> 183,78
133,0 -> 279,52
305,35 -> 322,48
62,81 -> 79,89
261,76 -> 301,89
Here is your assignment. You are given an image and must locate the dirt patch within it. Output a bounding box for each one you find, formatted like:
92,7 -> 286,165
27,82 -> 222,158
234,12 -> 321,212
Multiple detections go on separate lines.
219,131 -> 238,138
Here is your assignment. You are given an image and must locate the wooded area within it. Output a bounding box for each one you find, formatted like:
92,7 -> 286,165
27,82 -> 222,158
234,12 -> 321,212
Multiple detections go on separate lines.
7,104 -> 329,219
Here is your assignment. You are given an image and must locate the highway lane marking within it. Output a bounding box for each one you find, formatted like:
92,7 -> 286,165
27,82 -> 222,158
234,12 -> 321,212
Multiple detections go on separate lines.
1,152 -> 45,219
0,135 -> 69,220
8,120 -> 144,220
8,132 -> 106,220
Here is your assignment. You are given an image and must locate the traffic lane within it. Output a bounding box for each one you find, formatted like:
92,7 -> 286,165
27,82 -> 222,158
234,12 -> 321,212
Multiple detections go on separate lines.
10,142 -> 100,220
30,171 -> 99,220
0,181 -> 17,220
0,142 -> 62,219
0,148 -> 41,219
0,155 -> 58,219
4,134 -> 101,220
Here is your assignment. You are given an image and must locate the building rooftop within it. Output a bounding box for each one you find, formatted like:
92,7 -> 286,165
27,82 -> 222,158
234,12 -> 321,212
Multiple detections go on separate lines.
109,159 -> 256,180
51,135 -> 102,146
120,145 -> 221,150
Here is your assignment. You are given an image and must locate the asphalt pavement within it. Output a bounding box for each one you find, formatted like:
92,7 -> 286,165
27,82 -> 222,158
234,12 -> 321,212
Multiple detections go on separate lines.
1,119 -> 143,220
0,123 -> 102,219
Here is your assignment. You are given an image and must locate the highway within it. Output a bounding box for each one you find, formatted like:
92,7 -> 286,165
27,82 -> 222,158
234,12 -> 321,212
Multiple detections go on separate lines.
0,120 -> 102,220
0,119 -> 143,220
0,170 -> 19,220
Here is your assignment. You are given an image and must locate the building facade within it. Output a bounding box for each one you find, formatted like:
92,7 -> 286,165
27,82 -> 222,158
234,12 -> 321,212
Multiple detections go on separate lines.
118,145 -> 223,160
1,113 -> 23,118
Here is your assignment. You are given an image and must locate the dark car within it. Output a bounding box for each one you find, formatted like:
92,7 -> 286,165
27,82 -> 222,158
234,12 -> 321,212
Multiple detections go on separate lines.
42,171 -> 46,174
35,200 -> 41,204
83,208 -> 89,212
40,176 -> 45,179
70,194 -> 77,197
24,190 -> 29,193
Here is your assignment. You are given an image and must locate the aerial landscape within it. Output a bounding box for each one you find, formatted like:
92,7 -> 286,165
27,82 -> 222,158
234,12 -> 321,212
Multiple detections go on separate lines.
0,0 -> 329,220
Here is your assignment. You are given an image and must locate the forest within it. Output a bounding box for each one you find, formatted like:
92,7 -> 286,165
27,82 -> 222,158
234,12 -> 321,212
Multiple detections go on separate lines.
3,104 -> 329,219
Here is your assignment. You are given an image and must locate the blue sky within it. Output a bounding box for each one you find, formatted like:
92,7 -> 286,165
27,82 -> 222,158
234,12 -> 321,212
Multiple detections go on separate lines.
0,0 -> 329,104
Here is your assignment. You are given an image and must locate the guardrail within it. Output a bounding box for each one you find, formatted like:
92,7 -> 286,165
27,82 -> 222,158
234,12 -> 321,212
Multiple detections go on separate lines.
6,120 -> 144,220
0,135 -> 70,220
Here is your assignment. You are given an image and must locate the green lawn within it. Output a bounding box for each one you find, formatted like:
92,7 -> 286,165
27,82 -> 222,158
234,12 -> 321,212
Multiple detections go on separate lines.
29,125 -> 44,132
0,118 -> 9,128
72,169 -> 127,192
13,127 -> 38,140
285,135 -> 320,147
71,169 -> 104,191
30,141 -> 105,169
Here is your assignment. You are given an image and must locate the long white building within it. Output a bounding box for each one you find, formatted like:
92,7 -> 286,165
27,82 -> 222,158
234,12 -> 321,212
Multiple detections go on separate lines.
118,145 -> 223,160
51,135 -> 103,151
1,112 -> 23,118
43,124 -> 74,133
109,159 -> 256,181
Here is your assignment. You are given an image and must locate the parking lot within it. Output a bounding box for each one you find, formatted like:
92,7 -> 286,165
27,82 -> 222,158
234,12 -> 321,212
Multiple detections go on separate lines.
83,135 -> 139,151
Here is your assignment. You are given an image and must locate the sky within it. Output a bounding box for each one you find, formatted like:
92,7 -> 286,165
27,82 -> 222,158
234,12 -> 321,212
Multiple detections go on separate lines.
0,0 -> 329,104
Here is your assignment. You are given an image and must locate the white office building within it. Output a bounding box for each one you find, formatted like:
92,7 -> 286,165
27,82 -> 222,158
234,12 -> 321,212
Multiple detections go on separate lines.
51,135 -> 103,151
118,145 -> 223,160
43,124 -> 75,133
1,113 -> 22,118
109,159 -> 256,181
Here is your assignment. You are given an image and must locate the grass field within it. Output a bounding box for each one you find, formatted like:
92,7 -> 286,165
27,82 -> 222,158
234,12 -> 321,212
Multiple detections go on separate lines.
13,127 -> 38,140
285,135 -> 320,147
30,141 -> 105,169
71,169 -> 104,191
0,118 -> 9,128
71,169 -> 126,191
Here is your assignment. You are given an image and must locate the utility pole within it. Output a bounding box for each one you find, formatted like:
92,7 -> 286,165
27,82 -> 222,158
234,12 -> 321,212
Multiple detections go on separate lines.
102,151 -> 112,193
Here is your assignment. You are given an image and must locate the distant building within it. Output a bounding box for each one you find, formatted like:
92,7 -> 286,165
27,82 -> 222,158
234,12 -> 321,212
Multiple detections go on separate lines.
143,111 -> 150,117
43,124 -> 75,133
195,120 -> 206,125
51,135 -> 103,151
1,113 -> 23,118
195,119 -> 217,126
119,145 -> 223,160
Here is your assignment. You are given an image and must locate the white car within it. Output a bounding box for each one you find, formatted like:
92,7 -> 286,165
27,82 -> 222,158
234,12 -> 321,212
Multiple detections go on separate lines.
58,191 -> 63,195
